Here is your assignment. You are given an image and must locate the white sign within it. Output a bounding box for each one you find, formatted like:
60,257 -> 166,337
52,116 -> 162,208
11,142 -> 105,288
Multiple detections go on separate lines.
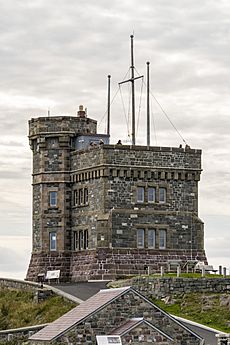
46,270 -> 60,280
96,335 -> 122,345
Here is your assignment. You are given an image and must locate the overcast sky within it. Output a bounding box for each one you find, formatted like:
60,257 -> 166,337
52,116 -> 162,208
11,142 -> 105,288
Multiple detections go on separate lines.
0,0 -> 229,279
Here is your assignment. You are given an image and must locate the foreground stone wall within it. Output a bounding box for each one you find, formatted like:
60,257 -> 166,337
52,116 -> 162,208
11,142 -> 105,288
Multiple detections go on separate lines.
0,324 -> 47,344
117,277 -> 230,299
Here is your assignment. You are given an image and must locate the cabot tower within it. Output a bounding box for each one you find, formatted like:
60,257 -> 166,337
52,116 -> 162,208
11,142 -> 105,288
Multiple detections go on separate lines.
26,36 -> 207,282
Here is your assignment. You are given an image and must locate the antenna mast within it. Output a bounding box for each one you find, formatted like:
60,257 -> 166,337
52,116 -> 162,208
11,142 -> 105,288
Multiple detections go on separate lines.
107,75 -> 111,136
130,35 -> 135,145
146,61 -> 150,147
119,35 -> 143,145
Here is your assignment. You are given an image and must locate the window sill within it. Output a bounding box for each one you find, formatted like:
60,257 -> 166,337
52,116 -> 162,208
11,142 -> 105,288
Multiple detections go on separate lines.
72,204 -> 89,209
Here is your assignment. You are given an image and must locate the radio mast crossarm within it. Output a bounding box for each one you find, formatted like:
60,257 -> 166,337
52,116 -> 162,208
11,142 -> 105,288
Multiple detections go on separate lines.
118,35 -> 143,146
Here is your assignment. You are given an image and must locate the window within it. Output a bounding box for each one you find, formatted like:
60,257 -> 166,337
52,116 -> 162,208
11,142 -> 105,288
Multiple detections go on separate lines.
79,189 -> 84,205
136,185 -> 167,204
148,229 -> 155,248
74,190 -> 78,206
79,230 -> 84,250
159,187 -> 166,203
84,230 -> 89,249
137,187 -> 144,203
74,231 -> 78,250
159,229 -> 166,249
47,137 -> 58,149
49,191 -> 57,207
74,230 -> 89,251
74,188 -> 89,207
49,232 -> 57,251
84,188 -> 89,204
137,229 -> 145,248
148,187 -> 156,203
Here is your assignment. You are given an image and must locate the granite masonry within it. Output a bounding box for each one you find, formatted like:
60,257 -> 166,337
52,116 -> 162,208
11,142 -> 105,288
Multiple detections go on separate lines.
26,107 -> 207,282
29,286 -> 203,344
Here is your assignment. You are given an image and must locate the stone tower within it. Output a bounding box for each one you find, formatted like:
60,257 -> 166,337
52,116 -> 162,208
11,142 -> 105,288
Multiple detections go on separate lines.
26,106 -> 207,282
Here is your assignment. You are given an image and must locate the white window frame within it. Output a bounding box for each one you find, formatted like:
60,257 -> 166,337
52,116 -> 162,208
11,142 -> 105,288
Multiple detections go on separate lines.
49,232 -> 57,251
148,229 -> 156,248
49,191 -> 57,207
74,190 -> 78,206
159,229 -> 166,249
79,230 -> 84,250
137,229 -> 145,248
84,188 -> 89,204
148,187 -> 156,203
159,187 -> 167,203
74,231 -> 78,250
84,229 -> 89,249
137,187 -> 145,203
79,189 -> 84,205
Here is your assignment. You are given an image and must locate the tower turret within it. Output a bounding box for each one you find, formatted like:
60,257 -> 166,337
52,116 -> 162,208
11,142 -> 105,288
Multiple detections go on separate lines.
27,112 -> 97,280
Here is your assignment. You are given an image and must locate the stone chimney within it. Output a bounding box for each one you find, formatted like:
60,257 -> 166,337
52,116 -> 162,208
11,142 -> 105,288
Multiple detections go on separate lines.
77,105 -> 87,118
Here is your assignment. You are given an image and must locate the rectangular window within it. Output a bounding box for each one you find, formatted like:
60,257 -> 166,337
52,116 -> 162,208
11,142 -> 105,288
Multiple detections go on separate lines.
137,229 -> 145,248
49,232 -> 57,251
84,230 -> 89,249
84,188 -> 88,204
159,229 -> 166,249
49,191 -> 57,207
74,231 -> 78,250
137,187 -> 145,203
47,137 -> 58,149
159,187 -> 166,203
148,229 -> 155,248
74,190 -> 78,206
79,230 -> 84,250
148,187 -> 156,203
79,189 -> 84,205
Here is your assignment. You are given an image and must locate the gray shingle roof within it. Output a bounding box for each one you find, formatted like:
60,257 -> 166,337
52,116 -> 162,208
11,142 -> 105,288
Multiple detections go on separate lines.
29,286 -> 131,341
111,318 -> 143,335
111,317 -> 173,341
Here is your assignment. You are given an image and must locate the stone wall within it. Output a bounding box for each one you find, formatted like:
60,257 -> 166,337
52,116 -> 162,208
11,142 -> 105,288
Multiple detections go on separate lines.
117,277 -> 230,299
0,278 -> 40,291
103,144 -> 202,170
26,251 -> 72,282
0,324 -> 47,344
29,116 -> 97,137
27,247 -> 208,282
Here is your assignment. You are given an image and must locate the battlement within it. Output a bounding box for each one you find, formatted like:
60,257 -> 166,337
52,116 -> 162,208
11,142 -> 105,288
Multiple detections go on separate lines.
71,144 -> 202,173
29,115 -> 97,138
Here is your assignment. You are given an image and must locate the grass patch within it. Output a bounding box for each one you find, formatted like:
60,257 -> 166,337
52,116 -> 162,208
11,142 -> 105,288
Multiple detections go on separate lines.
151,292 -> 230,333
0,288 -> 76,330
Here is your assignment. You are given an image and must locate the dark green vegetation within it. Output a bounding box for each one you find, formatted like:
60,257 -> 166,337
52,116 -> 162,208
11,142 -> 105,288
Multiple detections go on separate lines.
152,292 -> 230,332
0,288 -> 76,330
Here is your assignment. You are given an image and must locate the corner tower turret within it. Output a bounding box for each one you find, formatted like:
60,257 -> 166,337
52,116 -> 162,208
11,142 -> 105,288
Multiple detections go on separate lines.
27,109 -> 98,280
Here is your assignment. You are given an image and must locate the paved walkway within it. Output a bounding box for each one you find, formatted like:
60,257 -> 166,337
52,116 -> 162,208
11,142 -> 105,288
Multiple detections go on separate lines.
52,281 -> 109,301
